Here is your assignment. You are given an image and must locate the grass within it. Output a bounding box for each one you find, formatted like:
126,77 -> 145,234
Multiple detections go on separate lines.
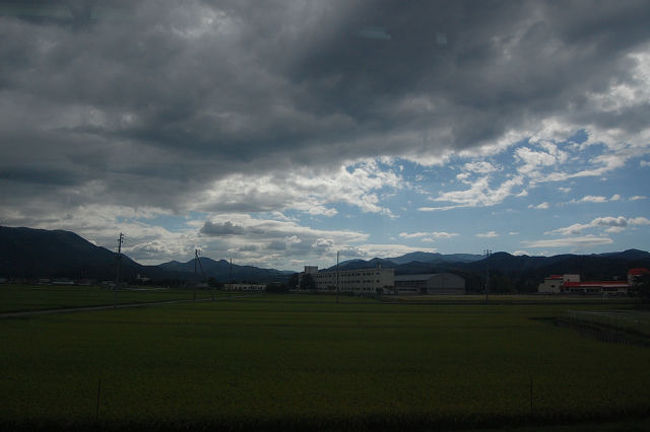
564,309 -> 650,337
0,284 -> 226,313
388,294 -> 639,304
1,294 -> 649,430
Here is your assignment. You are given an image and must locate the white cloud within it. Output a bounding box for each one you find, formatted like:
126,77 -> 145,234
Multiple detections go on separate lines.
463,161 -> 498,174
195,212 -> 484,269
1,202 -> 379,268
399,231 -> 458,239
515,146 -> 559,176
630,195 -> 647,201
430,175 -> 524,209
528,202 -> 549,209
0,203 -> 197,265
399,231 -> 459,242
348,243 -> 437,259
575,195 -> 608,203
547,216 -> 650,236
2,4 -> 650,273
629,217 -> 650,226
399,232 -> 430,239
566,194 -> 628,205
418,205 -> 465,212
476,231 -> 498,238
415,110 -> 649,213
199,214 -> 367,251
547,222 -> 592,236
197,159 -> 403,216
513,250 -> 530,256
524,235 -> 614,249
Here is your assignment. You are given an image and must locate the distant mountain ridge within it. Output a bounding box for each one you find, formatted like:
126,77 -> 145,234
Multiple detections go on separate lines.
2,226 -> 649,290
331,252 -> 483,271
332,249 -> 650,292
0,226 -> 145,280
386,251 -> 483,265
0,226 -> 290,282
158,257 -> 291,282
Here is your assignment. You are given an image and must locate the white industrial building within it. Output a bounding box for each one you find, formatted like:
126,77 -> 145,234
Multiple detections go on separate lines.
537,274 -> 580,294
300,266 -> 395,295
394,273 -> 466,295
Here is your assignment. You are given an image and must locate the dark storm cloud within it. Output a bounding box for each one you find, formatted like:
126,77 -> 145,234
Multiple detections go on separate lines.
0,166 -> 83,185
200,221 -> 245,236
291,0 -> 650,149
267,240 -> 287,251
1,0 -> 650,213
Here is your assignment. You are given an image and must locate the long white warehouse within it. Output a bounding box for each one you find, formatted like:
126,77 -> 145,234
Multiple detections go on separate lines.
300,266 -> 395,295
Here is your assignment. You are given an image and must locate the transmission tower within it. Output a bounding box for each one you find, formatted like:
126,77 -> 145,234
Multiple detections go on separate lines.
194,249 -> 213,301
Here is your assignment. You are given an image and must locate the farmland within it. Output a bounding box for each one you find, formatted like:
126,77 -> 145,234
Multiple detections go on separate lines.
1,291 -> 649,431
0,284 -> 222,313
387,294 -> 639,305
563,309 -> 650,337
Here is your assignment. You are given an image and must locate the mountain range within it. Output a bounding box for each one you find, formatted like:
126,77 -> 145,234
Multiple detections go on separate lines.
331,249 -> 650,292
158,258 -> 293,282
2,226 -> 649,291
0,226 -> 288,282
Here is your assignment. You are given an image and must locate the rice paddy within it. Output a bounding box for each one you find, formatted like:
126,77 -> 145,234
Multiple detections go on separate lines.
1,289 -> 649,431
0,284 -> 222,313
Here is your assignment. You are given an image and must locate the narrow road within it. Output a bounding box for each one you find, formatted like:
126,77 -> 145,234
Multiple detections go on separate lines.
0,294 -> 256,319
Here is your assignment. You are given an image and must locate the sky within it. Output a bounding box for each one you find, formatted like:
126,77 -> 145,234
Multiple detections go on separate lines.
1,0 -> 650,271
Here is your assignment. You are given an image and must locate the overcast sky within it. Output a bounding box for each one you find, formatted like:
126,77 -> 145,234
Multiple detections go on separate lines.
1,0 -> 650,270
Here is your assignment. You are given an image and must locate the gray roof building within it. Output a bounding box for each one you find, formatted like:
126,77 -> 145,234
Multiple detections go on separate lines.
394,273 -> 465,295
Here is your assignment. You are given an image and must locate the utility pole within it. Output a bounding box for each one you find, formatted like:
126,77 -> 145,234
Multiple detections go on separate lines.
193,249 -> 198,302
484,249 -> 492,303
114,233 -> 124,308
336,251 -> 340,304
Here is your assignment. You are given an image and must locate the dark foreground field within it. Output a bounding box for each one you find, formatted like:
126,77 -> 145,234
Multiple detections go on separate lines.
1,291 -> 649,431
0,284 -> 222,313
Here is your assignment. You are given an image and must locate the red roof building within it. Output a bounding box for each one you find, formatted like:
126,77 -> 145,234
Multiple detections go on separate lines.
538,269 -> 648,295
562,280 -> 629,295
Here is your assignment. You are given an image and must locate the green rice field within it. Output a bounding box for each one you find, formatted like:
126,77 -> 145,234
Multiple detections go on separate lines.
1,290 -> 649,431
564,309 -> 650,337
389,294 -> 638,304
0,284 -> 223,313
